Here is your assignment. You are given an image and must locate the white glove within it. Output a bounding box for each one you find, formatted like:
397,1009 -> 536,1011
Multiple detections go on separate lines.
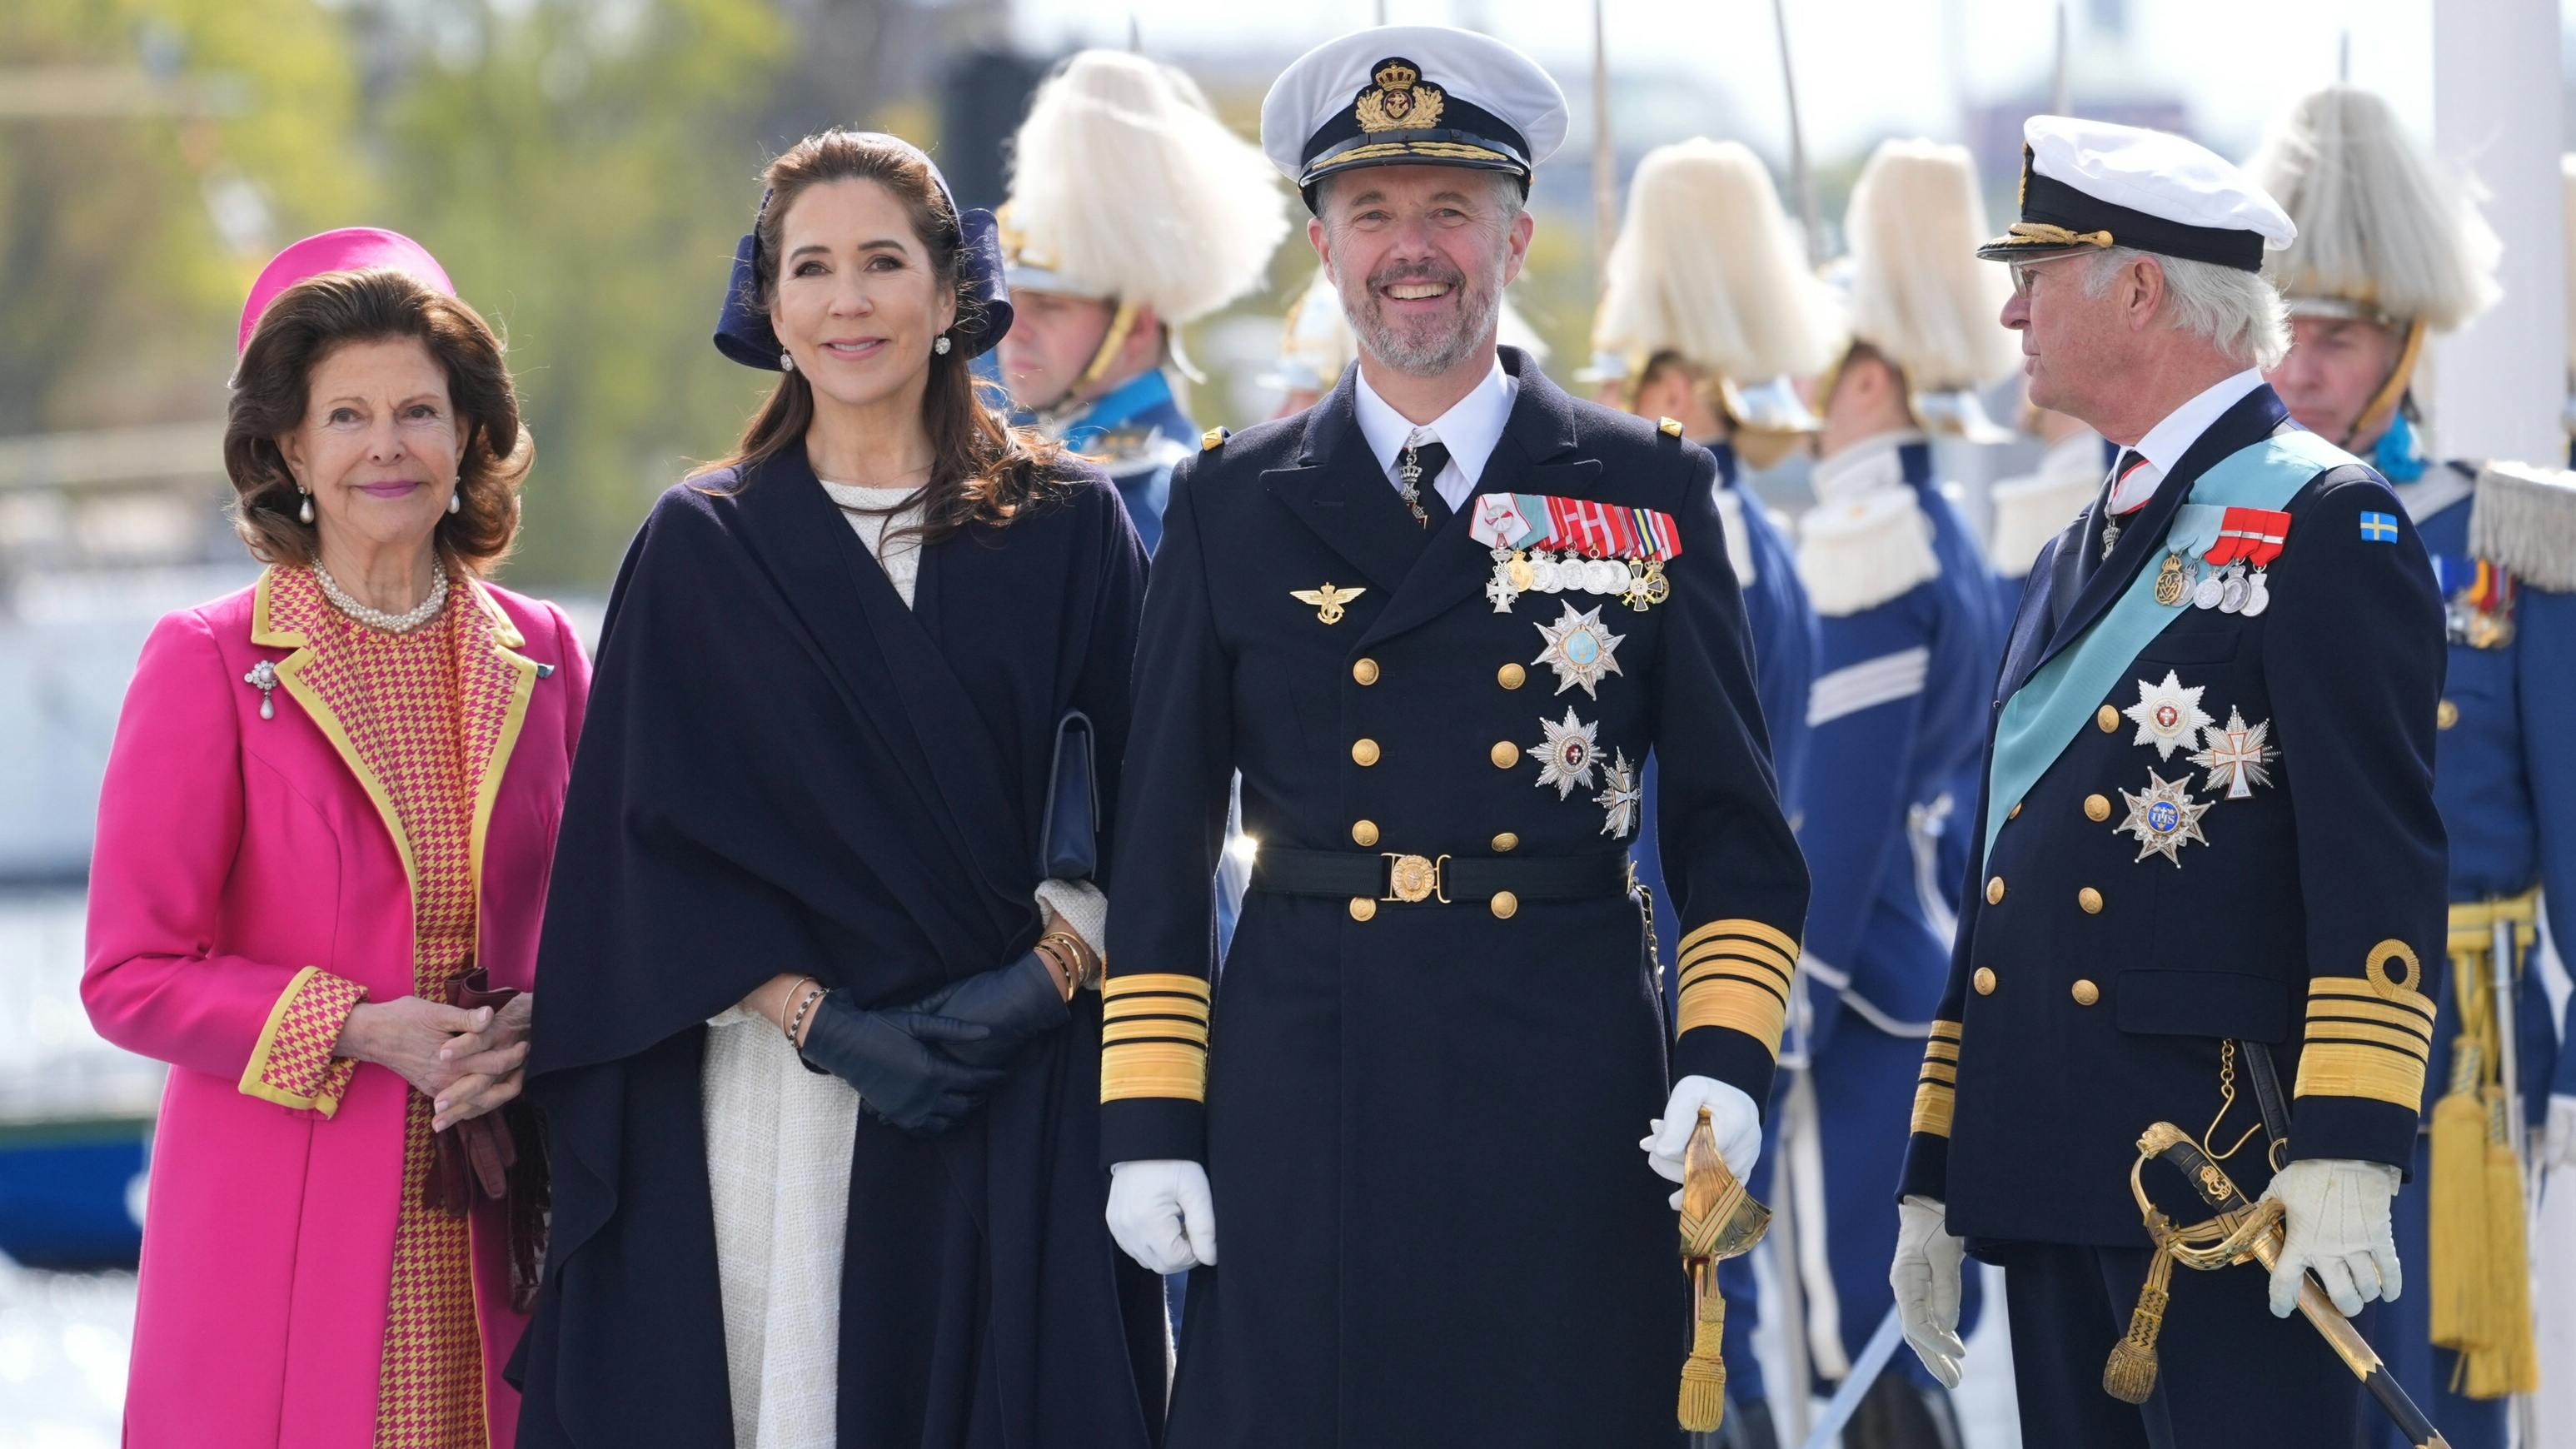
1889,1194 -> 1966,1388
1105,1159 -> 1218,1274
2544,1093 -> 2576,1171
2260,1158 -> 2401,1318
1642,1075 -> 1761,1209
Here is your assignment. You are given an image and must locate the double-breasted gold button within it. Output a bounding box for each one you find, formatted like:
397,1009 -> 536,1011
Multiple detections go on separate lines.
1492,832 -> 1520,853
1353,738 -> 1381,767
2070,979 -> 2100,1007
1349,898 -> 1377,922
1353,658 -> 1381,685
1352,819 -> 1379,847
2084,794 -> 2111,822
1973,967 -> 1997,996
1491,740 -> 1521,769
2096,704 -> 2121,733
1986,876 -> 2006,906
2079,887 -> 2104,915
2437,700 -> 2459,729
1490,891 -> 1519,919
1497,662 -> 1527,690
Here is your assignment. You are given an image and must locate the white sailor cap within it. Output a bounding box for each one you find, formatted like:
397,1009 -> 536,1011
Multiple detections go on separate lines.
1260,25 -> 1567,211
1981,116 -> 2294,271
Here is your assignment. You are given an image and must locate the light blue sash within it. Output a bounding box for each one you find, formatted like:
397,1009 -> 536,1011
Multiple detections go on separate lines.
1981,430 -> 2353,865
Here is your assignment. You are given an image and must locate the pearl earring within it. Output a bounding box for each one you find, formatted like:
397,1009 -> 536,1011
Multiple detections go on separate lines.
780,350 -> 795,372
932,335 -> 952,356
297,488 -> 315,525
447,490 -> 462,515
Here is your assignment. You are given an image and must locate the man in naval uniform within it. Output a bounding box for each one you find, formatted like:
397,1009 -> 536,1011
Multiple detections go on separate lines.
1889,116 -> 2448,1448
1095,26 -> 1808,1447
1590,133 -> 1828,1449
1784,137 -> 2015,1447
994,48 -> 1287,555
2247,84 -> 2576,1448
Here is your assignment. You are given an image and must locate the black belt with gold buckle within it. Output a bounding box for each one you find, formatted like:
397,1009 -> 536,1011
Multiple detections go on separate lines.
1250,845 -> 1630,906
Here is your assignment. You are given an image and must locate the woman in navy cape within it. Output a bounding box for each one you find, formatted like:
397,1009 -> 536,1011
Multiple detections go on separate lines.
511,130 -> 1161,1448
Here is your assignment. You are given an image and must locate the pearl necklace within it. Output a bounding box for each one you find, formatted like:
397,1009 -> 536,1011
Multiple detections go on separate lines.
313,557 -> 450,634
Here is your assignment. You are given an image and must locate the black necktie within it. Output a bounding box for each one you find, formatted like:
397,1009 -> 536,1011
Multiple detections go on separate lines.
2080,448 -> 2141,586
1398,438 -> 1453,527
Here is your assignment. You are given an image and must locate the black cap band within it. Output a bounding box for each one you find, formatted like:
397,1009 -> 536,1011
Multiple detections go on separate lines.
1980,154 -> 2267,272
1295,56 -> 1532,201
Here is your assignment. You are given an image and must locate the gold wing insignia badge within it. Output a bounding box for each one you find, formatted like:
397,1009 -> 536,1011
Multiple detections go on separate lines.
1291,583 -> 1368,625
1353,57 -> 1444,133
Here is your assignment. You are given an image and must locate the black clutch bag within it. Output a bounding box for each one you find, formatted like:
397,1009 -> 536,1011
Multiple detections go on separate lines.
1038,710 -> 1099,881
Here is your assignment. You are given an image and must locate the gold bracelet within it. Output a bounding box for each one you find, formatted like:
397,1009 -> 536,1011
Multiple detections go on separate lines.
1036,929 -> 1096,990
1032,940 -> 1079,1001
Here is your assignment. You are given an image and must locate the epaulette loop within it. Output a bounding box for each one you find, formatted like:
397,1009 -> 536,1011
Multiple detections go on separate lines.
1201,427 -> 1230,452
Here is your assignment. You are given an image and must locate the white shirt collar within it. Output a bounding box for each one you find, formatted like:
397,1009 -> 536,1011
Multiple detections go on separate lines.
1810,430 -> 1926,505
1352,357 -> 1517,510
2112,368 -> 2266,512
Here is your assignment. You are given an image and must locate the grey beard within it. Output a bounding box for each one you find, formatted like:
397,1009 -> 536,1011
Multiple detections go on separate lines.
1345,273 -> 1503,376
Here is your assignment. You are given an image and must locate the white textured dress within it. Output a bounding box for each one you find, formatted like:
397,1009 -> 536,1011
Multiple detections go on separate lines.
700,480 -> 1107,1449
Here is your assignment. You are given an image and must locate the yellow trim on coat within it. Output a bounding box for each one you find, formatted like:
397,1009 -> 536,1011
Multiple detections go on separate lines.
237,964 -> 362,1116
461,579 -> 539,907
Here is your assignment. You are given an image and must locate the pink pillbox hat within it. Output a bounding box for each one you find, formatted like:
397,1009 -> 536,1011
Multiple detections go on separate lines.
236,227 -> 453,354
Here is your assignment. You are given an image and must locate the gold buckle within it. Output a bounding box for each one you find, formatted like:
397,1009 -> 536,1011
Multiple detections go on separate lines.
1381,853 -> 1452,904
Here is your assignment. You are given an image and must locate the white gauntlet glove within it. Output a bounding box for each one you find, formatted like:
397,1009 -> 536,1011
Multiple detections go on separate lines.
1889,1195 -> 1966,1388
2260,1158 -> 2400,1318
1642,1075 -> 1761,1208
1105,1159 -> 1218,1274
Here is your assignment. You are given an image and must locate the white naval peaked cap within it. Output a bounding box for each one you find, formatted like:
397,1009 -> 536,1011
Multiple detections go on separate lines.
2247,86 -> 2499,332
1844,138 -> 2016,391
1981,115 -> 2294,271
1260,26 -> 1567,209
1593,138 -> 1840,385
999,50 -> 1288,325
2565,156 -> 2576,381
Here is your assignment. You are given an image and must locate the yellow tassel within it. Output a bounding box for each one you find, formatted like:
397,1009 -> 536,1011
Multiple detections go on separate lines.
1677,1279 -> 1727,1432
2103,1245 -> 2173,1405
2463,1090 -> 2539,1398
2426,1043 -> 2490,1352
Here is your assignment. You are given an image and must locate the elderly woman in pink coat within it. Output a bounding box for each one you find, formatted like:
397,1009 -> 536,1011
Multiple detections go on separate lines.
82,229 -> 590,1449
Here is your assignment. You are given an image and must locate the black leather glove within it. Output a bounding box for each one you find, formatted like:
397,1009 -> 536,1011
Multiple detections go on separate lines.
796,993 -> 1005,1135
901,951 -> 1071,1072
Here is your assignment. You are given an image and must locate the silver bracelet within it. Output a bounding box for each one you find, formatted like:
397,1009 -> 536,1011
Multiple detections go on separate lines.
785,983 -> 828,1048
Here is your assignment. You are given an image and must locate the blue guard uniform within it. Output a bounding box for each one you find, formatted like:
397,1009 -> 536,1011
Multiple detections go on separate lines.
1053,367 -> 1196,555
1989,426 -> 2115,621
1904,117 -> 2449,1449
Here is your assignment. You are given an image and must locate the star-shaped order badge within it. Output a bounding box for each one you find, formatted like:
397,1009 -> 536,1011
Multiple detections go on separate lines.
2116,768 -> 2214,866
2121,669 -> 2214,760
2191,707 -> 2278,799
1532,602 -> 1627,698
1596,749 -> 1642,839
1530,707 -> 1602,799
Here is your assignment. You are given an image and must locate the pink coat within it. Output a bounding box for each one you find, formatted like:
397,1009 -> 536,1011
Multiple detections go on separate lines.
84,570 -> 590,1449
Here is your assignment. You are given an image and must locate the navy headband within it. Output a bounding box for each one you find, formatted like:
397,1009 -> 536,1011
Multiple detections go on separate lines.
712,134 -> 1013,371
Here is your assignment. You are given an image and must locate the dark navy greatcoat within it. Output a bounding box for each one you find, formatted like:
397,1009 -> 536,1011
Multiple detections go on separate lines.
1100,350 -> 1809,1448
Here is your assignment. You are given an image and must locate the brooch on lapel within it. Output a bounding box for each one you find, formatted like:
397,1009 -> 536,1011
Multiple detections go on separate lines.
1471,492 -> 1682,614
245,659 -> 280,720
1291,582 -> 1368,625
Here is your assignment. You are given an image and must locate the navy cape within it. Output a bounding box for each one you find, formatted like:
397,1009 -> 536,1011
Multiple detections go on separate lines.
511,442 -> 1161,1448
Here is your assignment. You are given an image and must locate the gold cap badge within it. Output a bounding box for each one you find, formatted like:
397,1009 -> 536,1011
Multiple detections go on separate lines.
1355,57 -> 1445,133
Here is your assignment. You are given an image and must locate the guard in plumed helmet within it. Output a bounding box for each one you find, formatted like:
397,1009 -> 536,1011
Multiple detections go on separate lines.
2247,84 -> 2576,1449
995,49 -> 1288,555
1990,394 -> 2115,619
1093,25 -> 1808,1447
1887,116 -> 2448,1447
1590,137 -> 1828,1448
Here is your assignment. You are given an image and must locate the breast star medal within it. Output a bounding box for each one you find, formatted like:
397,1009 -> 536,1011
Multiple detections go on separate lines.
2190,707 -> 2277,799
1291,582 -> 1368,625
2121,670 -> 2214,760
1596,749 -> 1642,839
1530,707 -> 1602,799
1532,602 -> 1627,698
2116,769 -> 2214,866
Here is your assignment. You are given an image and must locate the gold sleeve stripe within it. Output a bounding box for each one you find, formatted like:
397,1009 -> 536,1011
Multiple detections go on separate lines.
1676,986 -> 1787,1059
1677,964 -> 1790,1007
1679,944 -> 1796,989
2305,1021 -> 2434,1058
1678,918 -> 1800,964
1104,1018 -> 1209,1046
1679,954 -> 1791,996
2309,974 -> 2434,1021
1681,931 -> 1797,977
1104,995 -> 1211,1023
1923,1041 -> 1960,1064
1101,1043 -> 1208,1103
1929,1019 -> 1962,1042
1910,1082 -> 1954,1138
2304,994 -> 2435,1035
1919,1059 -> 1957,1085
1105,973 -> 1212,1001
2294,1042 -> 2427,1110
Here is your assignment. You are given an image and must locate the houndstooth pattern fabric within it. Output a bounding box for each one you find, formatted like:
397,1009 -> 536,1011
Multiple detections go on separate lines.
268,566 -> 521,1449
260,968 -> 368,1108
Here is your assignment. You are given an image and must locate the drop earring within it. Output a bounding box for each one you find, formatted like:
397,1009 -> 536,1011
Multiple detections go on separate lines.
780,350 -> 796,372
447,490 -> 462,515
932,334 -> 952,356
297,488 -> 315,525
